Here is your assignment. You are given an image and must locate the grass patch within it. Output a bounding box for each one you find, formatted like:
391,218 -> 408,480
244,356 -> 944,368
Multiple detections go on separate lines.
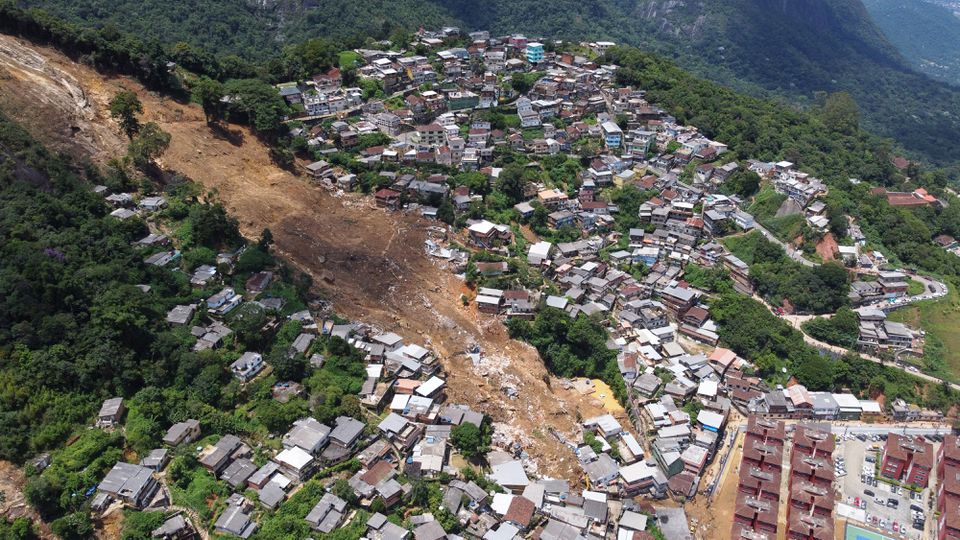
169,467 -> 230,523
339,50 -> 361,69
889,282 -> 960,379
746,186 -> 804,241
748,186 -> 787,221
762,214 -> 804,241
721,231 -> 767,264
907,278 -> 926,296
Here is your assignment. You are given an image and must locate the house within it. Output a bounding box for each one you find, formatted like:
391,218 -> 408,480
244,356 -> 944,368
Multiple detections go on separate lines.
413,521 -> 447,540
274,446 -> 315,481
245,271 -> 273,294
323,416 -> 366,462
206,287 -> 241,315
367,512 -> 410,540
151,515 -> 194,540
214,495 -> 257,539
283,417 -> 331,455
200,435 -> 248,475
489,460 -> 530,493
221,458 -> 257,489
190,265 -> 218,287
659,286 -> 697,316
468,220 -> 513,248
97,397 -> 125,428
162,419 -> 201,446
378,413 -> 424,450
304,160 -> 333,180
305,493 -> 348,533
139,196 -> 167,212
97,462 -> 159,509
375,188 -> 402,210
537,188 -> 569,209
620,460 -> 667,497
583,414 -> 623,439
231,352 -> 265,382
476,288 -> 504,314
548,210 -> 576,229
167,304 -> 196,326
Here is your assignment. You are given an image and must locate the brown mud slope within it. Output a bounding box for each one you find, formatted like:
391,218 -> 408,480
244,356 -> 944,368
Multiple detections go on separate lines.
0,34 -> 625,481
0,460 -> 54,538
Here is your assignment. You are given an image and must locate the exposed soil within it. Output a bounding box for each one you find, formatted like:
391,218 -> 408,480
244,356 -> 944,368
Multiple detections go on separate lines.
0,460 -> 53,538
685,428 -> 744,540
816,232 -> 839,262
0,33 -> 623,482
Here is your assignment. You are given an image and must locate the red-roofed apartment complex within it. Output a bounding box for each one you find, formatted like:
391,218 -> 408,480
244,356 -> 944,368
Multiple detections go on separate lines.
881,434 -> 933,487
786,424 -> 834,540
937,434 -> 960,540
732,417 -> 785,540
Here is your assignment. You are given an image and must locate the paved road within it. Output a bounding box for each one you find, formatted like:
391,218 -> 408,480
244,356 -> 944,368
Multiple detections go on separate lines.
737,206 -> 955,386
831,425 -> 952,436
751,292 -> 960,391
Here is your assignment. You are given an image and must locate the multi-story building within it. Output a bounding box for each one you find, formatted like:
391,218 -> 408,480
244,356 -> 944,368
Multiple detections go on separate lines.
786,425 -> 834,540
732,417 -> 786,540
601,121 -> 623,149
723,254 -> 753,295
525,42 -> 545,64
881,434 -> 933,487
414,123 -> 446,148
938,435 -> 960,540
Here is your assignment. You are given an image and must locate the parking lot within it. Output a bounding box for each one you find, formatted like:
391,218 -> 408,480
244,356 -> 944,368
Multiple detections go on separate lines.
837,433 -> 939,539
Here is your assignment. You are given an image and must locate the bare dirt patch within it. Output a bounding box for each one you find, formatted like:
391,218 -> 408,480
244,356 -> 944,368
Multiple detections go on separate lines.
816,232 -> 839,262
0,34 -> 611,481
0,36 -> 124,163
0,460 -> 53,539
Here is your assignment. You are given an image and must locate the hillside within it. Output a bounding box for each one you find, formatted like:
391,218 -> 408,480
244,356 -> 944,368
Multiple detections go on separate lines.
0,32 -> 613,481
13,0 -> 960,168
862,0 -> 960,85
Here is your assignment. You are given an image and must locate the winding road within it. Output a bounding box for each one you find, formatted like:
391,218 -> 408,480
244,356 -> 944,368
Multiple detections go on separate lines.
738,216 -> 957,390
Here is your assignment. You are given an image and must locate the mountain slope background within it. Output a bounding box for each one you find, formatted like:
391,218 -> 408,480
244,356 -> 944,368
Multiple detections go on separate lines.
11,0 -> 960,168
862,0 -> 960,85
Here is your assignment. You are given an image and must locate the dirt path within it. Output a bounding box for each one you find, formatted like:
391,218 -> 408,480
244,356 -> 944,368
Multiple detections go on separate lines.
0,33 -> 622,482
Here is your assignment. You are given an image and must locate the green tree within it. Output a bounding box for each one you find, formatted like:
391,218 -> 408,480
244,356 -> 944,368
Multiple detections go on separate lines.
437,198 -> 455,225
127,122 -> 171,168
495,164 -> 526,205
450,422 -> 486,459
109,90 -> 143,139
192,76 -> 224,122
820,92 -> 861,136
331,478 -> 357,504
50,513 -> 93,540
120,510 -> 165,540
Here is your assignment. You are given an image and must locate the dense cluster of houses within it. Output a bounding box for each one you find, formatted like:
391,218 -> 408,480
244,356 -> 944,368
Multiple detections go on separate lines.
89,309 -> 708,539
78,24 -> 957,540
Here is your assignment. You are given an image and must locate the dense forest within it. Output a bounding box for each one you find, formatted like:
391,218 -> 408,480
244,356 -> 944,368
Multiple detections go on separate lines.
722,232 -> 849,314
862,0 -> 960,86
